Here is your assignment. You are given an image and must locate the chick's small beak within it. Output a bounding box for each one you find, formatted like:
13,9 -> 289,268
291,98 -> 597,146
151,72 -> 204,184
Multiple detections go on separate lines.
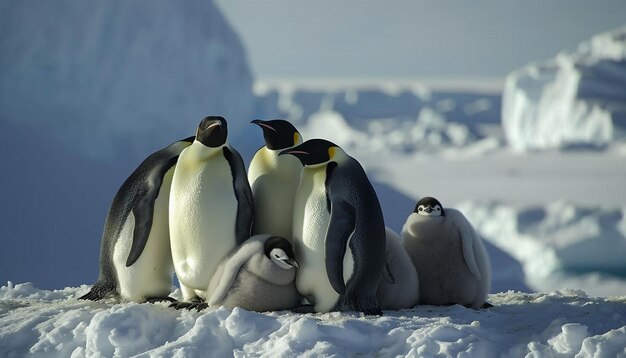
285,258 -> 299,269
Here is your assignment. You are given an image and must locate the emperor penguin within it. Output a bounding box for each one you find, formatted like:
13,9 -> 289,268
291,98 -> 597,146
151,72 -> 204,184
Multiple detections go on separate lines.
280,139 -> 386,315
377,228 -> 420,310
169,116 -> 254,308
248,119 -> 303,239
206,234 -> 302,312
80,136 -> 194,303
401,197 -> 491,309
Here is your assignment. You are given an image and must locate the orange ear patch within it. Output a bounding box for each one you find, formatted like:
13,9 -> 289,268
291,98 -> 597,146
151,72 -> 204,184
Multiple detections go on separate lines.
328,147 -> 336,159
293,132 -> 300,146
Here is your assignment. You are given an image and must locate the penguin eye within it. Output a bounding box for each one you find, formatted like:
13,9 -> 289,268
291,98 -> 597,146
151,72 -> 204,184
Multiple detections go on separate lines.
418,207 -> 423,212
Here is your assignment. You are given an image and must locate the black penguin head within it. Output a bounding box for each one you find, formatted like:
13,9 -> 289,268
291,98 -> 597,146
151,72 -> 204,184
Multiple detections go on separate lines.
196,116 -> 227,148
414,196 -> 445,217
264,236 -> 299,270
278,139 -> 340,166
252,119 -> 302,150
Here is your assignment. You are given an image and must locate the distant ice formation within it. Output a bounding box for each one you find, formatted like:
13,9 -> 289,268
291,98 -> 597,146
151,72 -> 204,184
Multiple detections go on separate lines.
0,0 -> 254,160
502,26 -> 626,150
459,201 -> 626,297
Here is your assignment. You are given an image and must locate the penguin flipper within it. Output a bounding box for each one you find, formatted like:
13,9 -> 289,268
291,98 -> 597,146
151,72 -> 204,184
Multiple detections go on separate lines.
446,208 -> 482,280
126,156 -> 179,267
325,200 -> 356,295
208,240 -> 263,306
224,146 -> 255,245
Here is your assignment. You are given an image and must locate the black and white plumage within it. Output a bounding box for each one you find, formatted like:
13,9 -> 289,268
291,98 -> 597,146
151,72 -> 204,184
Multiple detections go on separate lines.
207,234 -> 302,312
280,139 -> 386,315
169,116 -> 254,305
401,197 -> 491,309
80,136 -> 194,303
248,119 -> 303,240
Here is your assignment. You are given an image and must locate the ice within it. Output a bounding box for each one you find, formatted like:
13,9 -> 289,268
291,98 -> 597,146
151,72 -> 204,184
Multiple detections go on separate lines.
503,26 -> 626,151
2,284 -> 625,357
458,201 -> 626,297
0,0 -> 254,161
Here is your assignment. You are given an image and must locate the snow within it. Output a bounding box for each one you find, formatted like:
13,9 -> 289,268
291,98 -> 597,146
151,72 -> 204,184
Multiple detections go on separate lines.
3,3 -> 626,354
1,283 -> 625,357
502,26 -> 626,151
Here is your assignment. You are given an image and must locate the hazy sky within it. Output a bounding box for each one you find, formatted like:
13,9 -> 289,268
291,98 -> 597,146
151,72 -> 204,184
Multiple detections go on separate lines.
215,1 -> 626,80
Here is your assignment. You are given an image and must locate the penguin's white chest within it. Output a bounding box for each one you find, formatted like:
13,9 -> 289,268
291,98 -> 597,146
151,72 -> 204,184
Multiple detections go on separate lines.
293,168 -> 352,312
112,167 -> 176,302
169,147 -> 238,295
249,148 -> 301,239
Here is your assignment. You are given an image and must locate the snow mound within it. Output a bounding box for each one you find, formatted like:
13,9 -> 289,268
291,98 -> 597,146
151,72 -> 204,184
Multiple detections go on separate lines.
459,201 -> 626,297
502,26 -> 626,151
0,0 -> 254,160
300,108 -> 480,155
1,283 -> 625,357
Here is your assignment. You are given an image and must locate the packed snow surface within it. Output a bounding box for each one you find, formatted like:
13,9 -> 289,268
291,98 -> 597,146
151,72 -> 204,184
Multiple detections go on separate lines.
502,26 -> 626,150
1,283 -> 625,357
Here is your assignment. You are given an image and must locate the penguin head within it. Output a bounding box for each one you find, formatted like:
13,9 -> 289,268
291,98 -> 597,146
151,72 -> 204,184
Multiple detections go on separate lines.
252,119 -> 303,150
278,139 -> 344,167
264,236 -> 299,270
414,196 -> 445,217
196,116 -> 228,148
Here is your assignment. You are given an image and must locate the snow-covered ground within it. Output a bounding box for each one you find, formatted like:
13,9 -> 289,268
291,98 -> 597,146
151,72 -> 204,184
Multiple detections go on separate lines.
2,283 -> 626,357
2,2 -> 626,355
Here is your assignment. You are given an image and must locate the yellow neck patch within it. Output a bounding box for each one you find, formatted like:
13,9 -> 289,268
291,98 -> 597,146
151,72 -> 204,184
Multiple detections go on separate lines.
328,147 -> 336,160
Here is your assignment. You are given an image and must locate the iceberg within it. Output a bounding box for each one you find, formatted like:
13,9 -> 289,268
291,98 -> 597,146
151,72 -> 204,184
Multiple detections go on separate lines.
0,0 -> 254,161
502,26 -> 626,150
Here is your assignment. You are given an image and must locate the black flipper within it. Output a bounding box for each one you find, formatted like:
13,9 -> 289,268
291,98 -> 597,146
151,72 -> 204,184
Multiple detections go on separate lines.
325,200 -> 356,295
125,155 -> 179,267
325,156 -> 386,316
85,136 -> 193,303
223,146 -> 255,245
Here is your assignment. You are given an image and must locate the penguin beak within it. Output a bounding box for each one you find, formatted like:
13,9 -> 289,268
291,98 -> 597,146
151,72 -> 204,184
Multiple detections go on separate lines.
424,206 -> 433,213
251,119 -> 277,132
284,258 -> 299,269
278,149 -> 309,157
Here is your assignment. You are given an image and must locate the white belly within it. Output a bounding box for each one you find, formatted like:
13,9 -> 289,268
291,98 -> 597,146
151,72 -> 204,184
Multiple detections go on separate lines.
293,167 -> 353,312
169,146 -> 238,298
112,167 -> 175,302
249,149 -> 301,239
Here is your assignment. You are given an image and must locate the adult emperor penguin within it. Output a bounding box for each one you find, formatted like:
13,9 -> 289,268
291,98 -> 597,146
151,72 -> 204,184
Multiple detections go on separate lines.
280,139 -> 386,315
206,234 -> 302,312
401,197 -> 491,309
377,228 -> 420,310
248,119 -> 303,239
80,136 -> 194,303
169,116 -> 254,308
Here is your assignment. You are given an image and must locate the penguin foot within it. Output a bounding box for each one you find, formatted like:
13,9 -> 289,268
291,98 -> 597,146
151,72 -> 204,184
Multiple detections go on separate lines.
169,301 -> 208,312
291,304 -> 315,314
341,296 -> 383,316
146,296 -> 176,304
482,302 -> 494,309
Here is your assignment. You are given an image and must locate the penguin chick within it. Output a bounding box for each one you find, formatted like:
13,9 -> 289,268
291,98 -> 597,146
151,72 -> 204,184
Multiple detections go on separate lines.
207,234 -> 302,312
377,228 -> 419,310
248,119 -> 303,240
401,197 -> 491,309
